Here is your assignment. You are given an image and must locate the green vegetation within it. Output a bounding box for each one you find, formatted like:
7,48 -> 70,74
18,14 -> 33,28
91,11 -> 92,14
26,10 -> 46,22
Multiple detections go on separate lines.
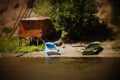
0,37 -> 18,53
1,26 -> 12,35
0,37 -> 45,53
49,0 -> 99,40
15,43 -> 44,53
34,0 -> 51,16
34,0 -> 114,41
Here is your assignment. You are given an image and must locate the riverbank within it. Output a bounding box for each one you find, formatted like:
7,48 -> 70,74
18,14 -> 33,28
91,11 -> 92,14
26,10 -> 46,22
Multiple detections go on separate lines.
0,41 -> 120,57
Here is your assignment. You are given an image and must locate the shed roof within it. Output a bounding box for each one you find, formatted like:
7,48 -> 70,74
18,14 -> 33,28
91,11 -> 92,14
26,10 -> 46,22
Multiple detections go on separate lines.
20,17 -> 50,20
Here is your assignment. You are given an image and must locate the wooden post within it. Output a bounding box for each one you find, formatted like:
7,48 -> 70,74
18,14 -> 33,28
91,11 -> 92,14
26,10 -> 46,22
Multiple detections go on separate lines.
28,37 -> 31,46
19,37 -> 22,46
37,38 -> 39,46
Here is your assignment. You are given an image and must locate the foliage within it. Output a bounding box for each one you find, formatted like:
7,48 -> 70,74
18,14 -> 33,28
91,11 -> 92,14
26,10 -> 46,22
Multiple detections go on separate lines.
48,0 -> 112,40
34,0 -> 52,16
1,27 -> 12,34
34,0 -> 114,40
0,37 -> 18,53
0,37 -> 45,53
15,43 -> 45,53
26,0 -> 35,8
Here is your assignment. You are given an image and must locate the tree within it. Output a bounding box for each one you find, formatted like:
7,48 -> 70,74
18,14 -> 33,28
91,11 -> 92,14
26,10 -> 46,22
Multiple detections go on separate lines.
34,0 -> 114,40
48,0 -> 99,40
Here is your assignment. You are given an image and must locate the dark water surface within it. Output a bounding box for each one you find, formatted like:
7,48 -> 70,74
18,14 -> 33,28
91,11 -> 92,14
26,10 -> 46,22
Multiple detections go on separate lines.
0,57 -> 120,80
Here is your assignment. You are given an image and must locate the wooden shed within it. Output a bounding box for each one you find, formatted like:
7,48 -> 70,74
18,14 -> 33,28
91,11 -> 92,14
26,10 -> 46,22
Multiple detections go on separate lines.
19,17 -> 56,46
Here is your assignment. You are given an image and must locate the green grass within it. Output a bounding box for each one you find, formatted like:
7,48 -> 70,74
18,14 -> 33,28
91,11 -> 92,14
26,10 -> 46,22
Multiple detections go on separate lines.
0,37 -> 45,53
0,37 -> 18,53
15,44 -> 45,53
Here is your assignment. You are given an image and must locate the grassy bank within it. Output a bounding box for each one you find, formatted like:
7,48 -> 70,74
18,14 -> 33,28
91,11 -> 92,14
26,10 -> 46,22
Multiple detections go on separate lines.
0,37 -> 45,53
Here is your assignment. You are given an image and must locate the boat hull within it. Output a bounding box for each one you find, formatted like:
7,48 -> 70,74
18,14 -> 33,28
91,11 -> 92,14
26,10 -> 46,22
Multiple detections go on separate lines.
45,42 -> 61,55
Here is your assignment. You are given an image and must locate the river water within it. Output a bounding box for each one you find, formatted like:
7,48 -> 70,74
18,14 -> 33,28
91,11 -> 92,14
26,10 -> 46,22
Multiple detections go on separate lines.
0,57 -> 120,80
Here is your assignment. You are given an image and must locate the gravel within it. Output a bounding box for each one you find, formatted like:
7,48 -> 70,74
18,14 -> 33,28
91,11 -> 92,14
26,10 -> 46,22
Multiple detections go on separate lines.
1,41 -> 120,57
21,41 -> 120,57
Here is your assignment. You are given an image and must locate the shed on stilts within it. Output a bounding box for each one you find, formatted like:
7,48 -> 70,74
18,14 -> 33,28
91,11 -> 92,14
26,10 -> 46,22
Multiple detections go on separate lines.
19,17 -> 56,46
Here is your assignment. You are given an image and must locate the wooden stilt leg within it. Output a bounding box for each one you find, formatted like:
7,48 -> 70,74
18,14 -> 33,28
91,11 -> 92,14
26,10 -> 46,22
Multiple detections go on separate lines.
19,37 -> 22,46
37,38 -> 39,46
28,38 -> 31,46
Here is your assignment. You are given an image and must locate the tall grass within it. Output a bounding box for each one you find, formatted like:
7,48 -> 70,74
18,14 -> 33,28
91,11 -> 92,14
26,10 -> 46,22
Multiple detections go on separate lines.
0,37 -> 45,53
15,43 -> 45,53
0,37 -> 18,53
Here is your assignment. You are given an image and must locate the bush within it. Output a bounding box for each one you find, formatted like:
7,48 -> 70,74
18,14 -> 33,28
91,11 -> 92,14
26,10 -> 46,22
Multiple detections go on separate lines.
0,37 -> 45,53
34,0 -> 114,41
2,27 -> 12,34
0,37 -> 18,53
15,43 -> 45,53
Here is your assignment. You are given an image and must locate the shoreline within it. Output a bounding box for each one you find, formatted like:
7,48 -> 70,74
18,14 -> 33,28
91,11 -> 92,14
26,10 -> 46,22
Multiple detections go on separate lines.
0,41 -> 120,58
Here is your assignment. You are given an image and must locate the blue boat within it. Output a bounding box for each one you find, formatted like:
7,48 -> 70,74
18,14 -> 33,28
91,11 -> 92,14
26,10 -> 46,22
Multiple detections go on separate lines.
45,42 -> 61,55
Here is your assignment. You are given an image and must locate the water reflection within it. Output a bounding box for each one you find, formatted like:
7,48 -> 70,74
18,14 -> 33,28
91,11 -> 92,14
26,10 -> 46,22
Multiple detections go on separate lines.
0,57 -> 120,80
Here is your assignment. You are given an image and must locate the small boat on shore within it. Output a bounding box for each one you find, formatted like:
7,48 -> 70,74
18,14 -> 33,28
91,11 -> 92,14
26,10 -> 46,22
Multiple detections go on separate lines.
45,42 -> 61,55
81,42 -> 103,55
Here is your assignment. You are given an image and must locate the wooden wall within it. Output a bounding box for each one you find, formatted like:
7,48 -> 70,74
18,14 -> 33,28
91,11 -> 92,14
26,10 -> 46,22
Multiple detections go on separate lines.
19,19 -> 56,38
